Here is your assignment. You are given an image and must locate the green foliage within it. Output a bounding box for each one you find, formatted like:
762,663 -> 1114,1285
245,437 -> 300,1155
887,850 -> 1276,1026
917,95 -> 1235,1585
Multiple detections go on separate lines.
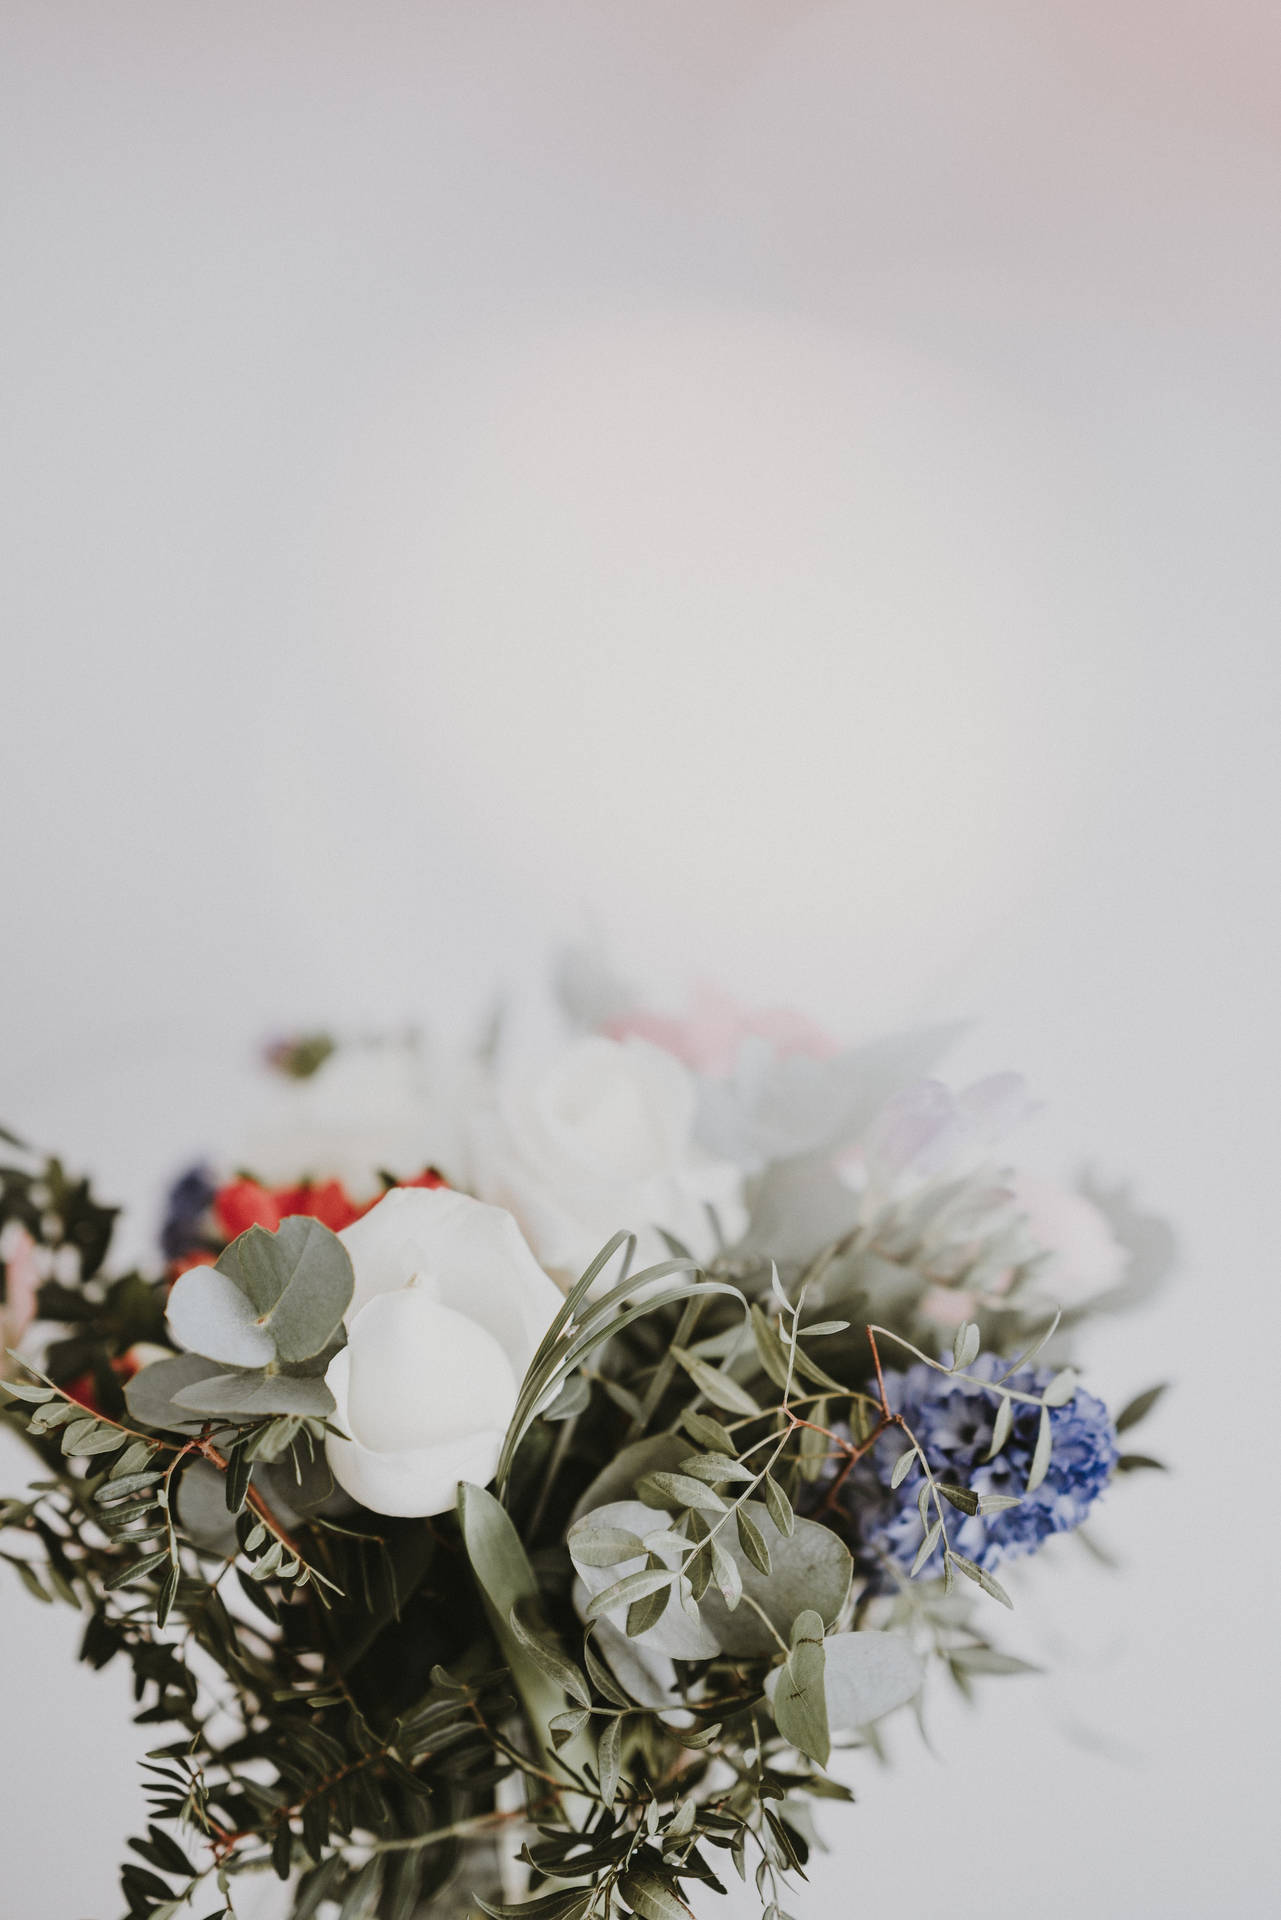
770,1611 -> 830,1768
159,1217 -> 354,1421
0,1128 -> 1158,1920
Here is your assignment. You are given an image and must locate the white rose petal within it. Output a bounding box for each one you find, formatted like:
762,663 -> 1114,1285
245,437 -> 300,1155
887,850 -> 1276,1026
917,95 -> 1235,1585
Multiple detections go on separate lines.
324,1187 -> 562,1518
344,1291 -> 518,1455
469,1035 -> 746,1281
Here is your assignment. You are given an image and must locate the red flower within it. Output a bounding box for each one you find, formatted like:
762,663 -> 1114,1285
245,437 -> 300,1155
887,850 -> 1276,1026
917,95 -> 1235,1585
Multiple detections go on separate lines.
63,1348 -> 147,1416
395,1168 -> 448,1194
214,1178 -> 283,1238
213,1169 -> 447,1244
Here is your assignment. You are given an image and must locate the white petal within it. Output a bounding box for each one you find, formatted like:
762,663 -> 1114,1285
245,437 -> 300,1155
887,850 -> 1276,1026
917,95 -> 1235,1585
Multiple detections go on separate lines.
339,1187 -> 562,1382
344,1288 -> 517,1455
325,1421 -> 505,1518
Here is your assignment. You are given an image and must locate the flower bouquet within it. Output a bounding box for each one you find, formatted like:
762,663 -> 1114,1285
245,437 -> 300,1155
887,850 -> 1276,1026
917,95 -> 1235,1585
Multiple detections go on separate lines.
0,969 -> 1169,1920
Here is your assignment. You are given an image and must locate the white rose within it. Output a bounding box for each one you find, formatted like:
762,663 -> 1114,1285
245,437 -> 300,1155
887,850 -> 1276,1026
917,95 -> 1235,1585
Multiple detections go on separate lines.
468,1035 -> 746,1280
1012,1171 -> 1129,1307
324,1187 -> 563,1517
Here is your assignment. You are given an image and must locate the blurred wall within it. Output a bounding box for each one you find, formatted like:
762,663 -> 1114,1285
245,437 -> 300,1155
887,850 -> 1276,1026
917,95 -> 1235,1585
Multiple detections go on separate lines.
2,5 -> 1279,1916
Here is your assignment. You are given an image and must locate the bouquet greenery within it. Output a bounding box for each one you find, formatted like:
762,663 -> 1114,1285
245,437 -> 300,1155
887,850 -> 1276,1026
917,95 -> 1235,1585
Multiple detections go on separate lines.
0,981 -> 1168,1920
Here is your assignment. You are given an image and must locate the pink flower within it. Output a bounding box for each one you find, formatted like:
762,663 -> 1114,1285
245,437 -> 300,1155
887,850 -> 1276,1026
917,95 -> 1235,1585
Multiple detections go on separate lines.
0,1224 -> 42,1366
605,985 -> 836,1077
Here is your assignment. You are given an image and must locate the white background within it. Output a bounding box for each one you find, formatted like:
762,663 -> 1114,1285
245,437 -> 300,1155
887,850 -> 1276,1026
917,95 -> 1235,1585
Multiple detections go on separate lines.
3,4 -> 1279,1915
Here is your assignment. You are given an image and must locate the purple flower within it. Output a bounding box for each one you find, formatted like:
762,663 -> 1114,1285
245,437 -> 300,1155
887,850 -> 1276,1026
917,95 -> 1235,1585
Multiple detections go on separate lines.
846,1352 -> 1117,1578
160,1163 -> 216,1261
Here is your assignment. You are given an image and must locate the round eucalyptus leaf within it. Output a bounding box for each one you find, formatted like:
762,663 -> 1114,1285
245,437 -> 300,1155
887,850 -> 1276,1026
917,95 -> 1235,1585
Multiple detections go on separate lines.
174,1459 -> 242,1554
765,1628 -> 923,1729
171,1369 -> 335,1419
696,1502 -> 853,1657
581,1604 -> 682,1713
167,1265 -> 275,1370
569,1433 -> 687,1523
236,1216 -> 355,1363
124,1352 -> 227,1432
175,1455 -> 339,1554
570,1500 -> 718,1660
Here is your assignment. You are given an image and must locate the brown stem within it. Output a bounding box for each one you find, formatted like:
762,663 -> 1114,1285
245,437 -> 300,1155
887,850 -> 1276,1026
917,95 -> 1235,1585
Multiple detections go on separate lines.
867,1324 -> 891,1417
193,1436 -> 308,1562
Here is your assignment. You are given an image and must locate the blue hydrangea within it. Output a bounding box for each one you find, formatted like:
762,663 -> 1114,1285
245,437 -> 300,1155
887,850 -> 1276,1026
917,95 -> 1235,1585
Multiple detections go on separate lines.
846,1352 -> 1117,1578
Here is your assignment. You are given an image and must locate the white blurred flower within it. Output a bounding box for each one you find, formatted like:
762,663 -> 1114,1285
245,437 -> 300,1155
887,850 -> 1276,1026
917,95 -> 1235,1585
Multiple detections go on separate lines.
698,1024 -> 965,1170
858,1072 -> 1035,1190
1011,1170 -> 1130,1307
242,1040 -> 473,1197
324,1187 -> 562,1517
467,1035 -> 745,1281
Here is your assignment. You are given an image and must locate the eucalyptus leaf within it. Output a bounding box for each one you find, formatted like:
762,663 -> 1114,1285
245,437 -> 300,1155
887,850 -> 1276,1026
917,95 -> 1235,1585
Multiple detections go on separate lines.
125,1354 -> 233,1434
570,1434 -> 687,1522
237,1217 -> 354,1363
627,1581 -> 673,1638
736,1508 -> 772,1576
950,1646 -> 1042,1675
0,1378 -> 53,1404
909,1520 -> 943,1577
818,1629 -> 923,1728
889,1447 -> 916,1489
570,1501 -> 719,1661
541,1372 -> 591,1423
549,1708 -> 590,1749
750,1305 -> 792,1392
709,1537 -> 743,1610
950,1553 -> 1014,1609
62,1418 -> 127,1457
171,1370 -> 335,1419
696,1503 -> 853,1658
770,1610 -> 829,1767
166,1265 -> 275,1370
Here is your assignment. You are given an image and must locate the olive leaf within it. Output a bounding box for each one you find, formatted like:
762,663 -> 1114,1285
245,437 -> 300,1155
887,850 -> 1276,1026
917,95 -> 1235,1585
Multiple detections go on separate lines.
770,1609 -> 830,1768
